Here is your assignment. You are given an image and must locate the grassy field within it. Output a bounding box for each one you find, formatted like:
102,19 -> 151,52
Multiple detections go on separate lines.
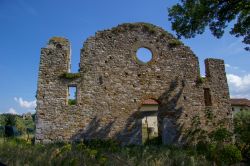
0,138 -> 215,166
0,137 -> 247,166
0,111 -> 249,165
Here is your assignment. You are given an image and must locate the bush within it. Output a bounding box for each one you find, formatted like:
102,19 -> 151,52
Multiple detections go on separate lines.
234,110 -> 250,161
210,128 -> 232,142
197,142 -> 242,165
218,144 -> 242,165
234,110 -> 250,144
196,127 -> 243,165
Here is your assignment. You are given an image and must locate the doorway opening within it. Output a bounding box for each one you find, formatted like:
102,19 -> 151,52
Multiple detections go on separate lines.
140,99 -> 159,144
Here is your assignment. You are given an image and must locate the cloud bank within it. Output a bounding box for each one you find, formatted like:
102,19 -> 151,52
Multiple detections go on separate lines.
227,74 -> 250,99
6,107 -> 18,114
14,97 -> 36,110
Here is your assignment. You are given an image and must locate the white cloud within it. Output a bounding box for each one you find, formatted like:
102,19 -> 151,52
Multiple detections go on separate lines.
225,63 -> 246,73
225,64 -> 238,70
14,97 -> 36,110
6,108 -> 18,115
227,74 -> 250,99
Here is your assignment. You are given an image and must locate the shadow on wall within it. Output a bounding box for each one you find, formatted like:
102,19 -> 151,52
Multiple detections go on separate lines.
70,79 -> 185,145
70,116 -> 116,141
158,79 -> 184,145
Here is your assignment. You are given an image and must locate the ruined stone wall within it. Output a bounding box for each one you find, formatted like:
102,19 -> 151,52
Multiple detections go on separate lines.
35,23 -> 232,145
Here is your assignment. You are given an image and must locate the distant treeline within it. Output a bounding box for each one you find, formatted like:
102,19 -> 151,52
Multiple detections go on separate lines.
0,113 -> 35,137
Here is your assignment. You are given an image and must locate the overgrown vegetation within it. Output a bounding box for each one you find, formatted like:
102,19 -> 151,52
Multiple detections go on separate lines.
205,109 -> 213,120
0,110 -> 249,165
60,72 -> 80,79
111,23 -> 158,34
110,23 -> 172,38
68,99 -> 76,105
2,114 -> 17,126
196,76 -> 205,85
234,110 -> 250,161
0,138 -> 214,166
0,113 -> 35,139
168,39 -> 183,48
49,37 -> 68,44
0,135 -> 246,166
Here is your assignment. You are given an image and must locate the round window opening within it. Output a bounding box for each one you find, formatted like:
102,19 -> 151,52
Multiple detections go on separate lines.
136,48 -> 153,64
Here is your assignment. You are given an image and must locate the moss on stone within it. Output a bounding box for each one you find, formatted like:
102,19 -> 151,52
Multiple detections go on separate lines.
110,23 -> 171,36
168,39 -> 183,47
60,72 -> 80,79
50,37 -> 69,44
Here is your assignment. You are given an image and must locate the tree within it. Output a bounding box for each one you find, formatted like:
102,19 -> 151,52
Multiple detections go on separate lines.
0,115 -> 4,126
168,0 -> 250,51
3,114 -> 17,126
234,110 -> 250,145
234,110 -> 250,160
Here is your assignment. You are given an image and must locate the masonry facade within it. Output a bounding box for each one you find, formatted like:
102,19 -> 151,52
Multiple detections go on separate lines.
35,23 -> 232,145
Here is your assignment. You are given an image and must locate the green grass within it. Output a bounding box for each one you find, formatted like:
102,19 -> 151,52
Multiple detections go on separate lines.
0,138 -> 214,166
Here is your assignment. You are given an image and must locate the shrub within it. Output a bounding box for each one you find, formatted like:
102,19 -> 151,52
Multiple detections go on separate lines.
234,110 -> 250,144
210,128 -> 232,142
234,110 -> 250,161
218,144 -> 242,165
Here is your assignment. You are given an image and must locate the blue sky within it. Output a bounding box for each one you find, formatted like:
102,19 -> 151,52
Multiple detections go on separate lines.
0,0 -> 249,114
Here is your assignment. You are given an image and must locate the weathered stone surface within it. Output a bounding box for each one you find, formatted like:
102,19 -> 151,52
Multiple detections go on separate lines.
35,23 -> 232,145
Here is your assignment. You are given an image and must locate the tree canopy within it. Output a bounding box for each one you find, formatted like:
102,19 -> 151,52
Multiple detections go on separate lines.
3,114 -> 17,126
168,0 -> 250,51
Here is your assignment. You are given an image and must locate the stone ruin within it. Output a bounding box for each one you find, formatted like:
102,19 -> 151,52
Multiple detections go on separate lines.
35,23 -> 232,145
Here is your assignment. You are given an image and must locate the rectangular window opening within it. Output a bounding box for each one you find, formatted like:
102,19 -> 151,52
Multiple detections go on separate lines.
204,88 -> 212,106
68,86 -> 77,105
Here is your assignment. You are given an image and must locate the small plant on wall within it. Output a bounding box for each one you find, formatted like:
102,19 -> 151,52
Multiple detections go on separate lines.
61,72 -> 80,79
196,76 -> 205,85
168,39 -> 183,48
68,99 -> 76,105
